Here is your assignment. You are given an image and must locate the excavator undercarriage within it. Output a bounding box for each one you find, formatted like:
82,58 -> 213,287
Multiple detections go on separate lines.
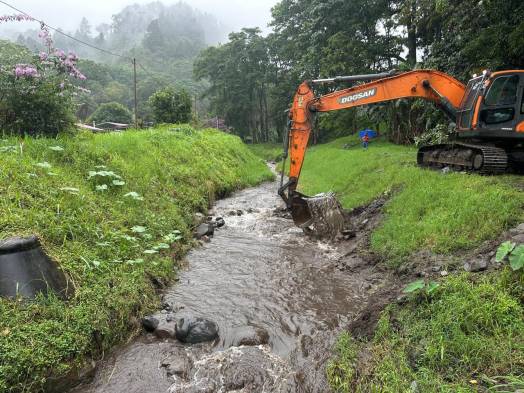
417,143 -> 509,174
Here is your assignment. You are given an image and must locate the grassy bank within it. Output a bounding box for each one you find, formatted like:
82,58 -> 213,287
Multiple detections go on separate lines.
0,126 -> 272,392
298,136 -> 524,264
289,136 -> 524,392
328,271 -> 524,392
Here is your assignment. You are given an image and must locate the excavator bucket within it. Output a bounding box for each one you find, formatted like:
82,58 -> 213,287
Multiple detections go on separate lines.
290,192 -> 346,238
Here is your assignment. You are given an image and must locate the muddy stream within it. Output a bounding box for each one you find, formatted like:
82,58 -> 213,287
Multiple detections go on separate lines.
71,168 -> 398,393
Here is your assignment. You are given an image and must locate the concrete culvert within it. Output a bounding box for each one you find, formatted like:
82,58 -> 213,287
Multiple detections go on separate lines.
0,235 -> 71,300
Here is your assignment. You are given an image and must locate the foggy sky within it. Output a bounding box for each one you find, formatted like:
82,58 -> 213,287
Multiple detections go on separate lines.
0,0 -> 279,35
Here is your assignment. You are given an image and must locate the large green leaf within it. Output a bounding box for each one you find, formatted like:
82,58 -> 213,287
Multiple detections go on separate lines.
509,245 -> 524,271
403,280 -> 425,294
496,241 -> 516,262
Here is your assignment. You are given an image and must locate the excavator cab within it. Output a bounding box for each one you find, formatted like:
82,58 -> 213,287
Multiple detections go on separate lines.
457,71 -> 524,133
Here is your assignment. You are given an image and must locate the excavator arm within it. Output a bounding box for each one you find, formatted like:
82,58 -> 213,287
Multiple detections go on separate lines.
279,70 -> 466,226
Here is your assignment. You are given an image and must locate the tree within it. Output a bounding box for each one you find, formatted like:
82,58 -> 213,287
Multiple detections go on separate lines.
195,28 -> 272,142
87,102 -> 133,125
76,17 -> 92,40
148,88 -> 192,124
0,36 -> 82,137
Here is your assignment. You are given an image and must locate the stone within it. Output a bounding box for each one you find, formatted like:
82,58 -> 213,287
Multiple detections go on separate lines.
162,302 -> 173,312
141,316 -> 159,333
215,217 -> 226,228
175,317 -> 219,344
512,234 -> 524,244
166,358 -> 191,378
463,258 -> 489,273
515,223 -> 524,233
194,213 -> 206,225
194,223 -> 214,239
431,265 -> 442,272
154,321 -> 176,340
236,210 -> 244,216
162,354 -> 192,379
440,270 -> 449,277
233,326 -> 270,347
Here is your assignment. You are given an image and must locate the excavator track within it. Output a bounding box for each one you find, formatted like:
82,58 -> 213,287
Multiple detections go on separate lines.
417,143 -> 509,174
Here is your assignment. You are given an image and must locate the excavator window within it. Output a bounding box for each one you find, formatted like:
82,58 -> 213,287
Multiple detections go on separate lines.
457,77 -> 484,129
479,75 -> 520,126
481,107 -> 515,125
484,75 -> 519,106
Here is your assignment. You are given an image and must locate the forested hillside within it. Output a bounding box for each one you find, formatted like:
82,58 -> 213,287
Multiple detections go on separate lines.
3,2 -> 230,123
196,0 -> 524,143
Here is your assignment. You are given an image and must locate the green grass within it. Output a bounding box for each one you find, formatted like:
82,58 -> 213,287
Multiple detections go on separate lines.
247,143 -> 284,162
306,136 -> 524,392
328,271 -> 524,392
0,125 -> 272,392
298,136 -> 524,263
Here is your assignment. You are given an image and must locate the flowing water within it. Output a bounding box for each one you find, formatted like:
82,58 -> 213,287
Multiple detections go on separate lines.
71,170 -> 394,393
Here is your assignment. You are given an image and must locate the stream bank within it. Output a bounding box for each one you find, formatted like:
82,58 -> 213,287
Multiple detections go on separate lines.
70,171 -> 401,393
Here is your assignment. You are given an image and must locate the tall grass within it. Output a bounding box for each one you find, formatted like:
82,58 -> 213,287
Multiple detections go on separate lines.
0,125 -> 272,392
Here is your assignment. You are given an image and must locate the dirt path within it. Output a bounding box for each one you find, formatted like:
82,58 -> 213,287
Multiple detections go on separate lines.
70,172 -> 400,393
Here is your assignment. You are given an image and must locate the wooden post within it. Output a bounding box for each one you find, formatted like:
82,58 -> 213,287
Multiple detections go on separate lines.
133,58 -> 138,129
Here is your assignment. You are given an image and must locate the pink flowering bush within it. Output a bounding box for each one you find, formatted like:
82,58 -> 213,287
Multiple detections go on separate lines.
0,14 -> 87,136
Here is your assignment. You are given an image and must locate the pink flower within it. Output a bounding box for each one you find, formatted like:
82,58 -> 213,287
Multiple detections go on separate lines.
39,52 -> 48,61
54,49 -> 66,59
14,64 -> 39,78
0,14 -> 33,24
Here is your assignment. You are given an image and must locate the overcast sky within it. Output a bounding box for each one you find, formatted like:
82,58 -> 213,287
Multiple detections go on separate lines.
0,0 -> 279,35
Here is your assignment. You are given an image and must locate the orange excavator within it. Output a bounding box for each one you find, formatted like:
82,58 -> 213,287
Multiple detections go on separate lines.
279,69 -> 524,228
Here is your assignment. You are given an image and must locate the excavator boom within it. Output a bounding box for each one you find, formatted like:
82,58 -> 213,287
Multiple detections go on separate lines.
280,70 -> 467,227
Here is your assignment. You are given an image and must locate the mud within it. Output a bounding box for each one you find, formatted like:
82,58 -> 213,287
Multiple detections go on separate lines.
71,170 -> 400,393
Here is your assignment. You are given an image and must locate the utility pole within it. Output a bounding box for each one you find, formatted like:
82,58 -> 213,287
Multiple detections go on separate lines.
194,95 -> 198,121
133,58 -> 138,129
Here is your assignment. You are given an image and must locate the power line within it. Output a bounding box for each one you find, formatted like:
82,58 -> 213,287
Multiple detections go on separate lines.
0,0 -> 132,61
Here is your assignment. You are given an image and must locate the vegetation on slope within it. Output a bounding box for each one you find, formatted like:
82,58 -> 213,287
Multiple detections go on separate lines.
291,136 -> 524,391
298,136 -> 524,263
328,272 -> 524,392
0,126 -> 272,392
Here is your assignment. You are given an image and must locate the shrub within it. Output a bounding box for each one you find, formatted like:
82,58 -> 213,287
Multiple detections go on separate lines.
87,102 -> 133,125
0,19 -> 87,137
148,87 -> 191,124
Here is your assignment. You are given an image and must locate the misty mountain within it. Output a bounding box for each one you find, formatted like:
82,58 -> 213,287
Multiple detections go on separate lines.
14,1 -> 230,66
